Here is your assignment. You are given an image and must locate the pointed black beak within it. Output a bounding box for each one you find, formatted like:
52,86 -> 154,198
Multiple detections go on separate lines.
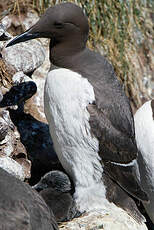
6,29 -> 40,48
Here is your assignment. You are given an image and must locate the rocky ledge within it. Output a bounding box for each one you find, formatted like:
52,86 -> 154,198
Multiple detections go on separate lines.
59,208 -> 147,230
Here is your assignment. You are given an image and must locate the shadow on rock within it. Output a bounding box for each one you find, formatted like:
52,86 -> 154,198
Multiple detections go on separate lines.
8,109 -> 62,185
0,82 -> 63,184
0,81 -> 37,107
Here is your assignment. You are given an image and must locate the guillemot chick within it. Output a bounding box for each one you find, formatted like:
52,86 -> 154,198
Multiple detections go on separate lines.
0,167 -> 58,230
33,170 -> 79,222
134,100 -> 154,224
6,2 -> 148,223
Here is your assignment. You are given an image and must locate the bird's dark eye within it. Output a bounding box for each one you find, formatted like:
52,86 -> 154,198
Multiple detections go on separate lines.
54,22 -> 64,29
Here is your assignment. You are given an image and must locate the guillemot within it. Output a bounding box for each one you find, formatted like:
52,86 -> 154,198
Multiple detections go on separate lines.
6,2 -> 148,221
33,170 -> 79,222
134,100 -> 154,224
0,167 -> 58,230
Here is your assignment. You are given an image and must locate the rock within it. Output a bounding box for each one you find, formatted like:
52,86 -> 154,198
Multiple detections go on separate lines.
0,109 -> 14,130
0,32 -> 55,183
2,39 -> 45,74
0,112 -> 15,156
22,11 -> 39,30
8,108 -> 59,185
15,156 -> 31,179
0,81 -> 37,107
30,46 -> 50,121
0,23 -> 12,41
12,71 -> 33,83
1,16 -> 12,30
0,89 -> 3,102
0,108 -> 31,180
0,118 -> 8,141
0,23 -> 12,54
0,156 -> 25,180
59,208 -> 148,230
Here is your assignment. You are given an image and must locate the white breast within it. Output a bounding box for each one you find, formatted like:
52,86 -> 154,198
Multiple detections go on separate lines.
44,68 -> 108,212
134,100 -> 154,224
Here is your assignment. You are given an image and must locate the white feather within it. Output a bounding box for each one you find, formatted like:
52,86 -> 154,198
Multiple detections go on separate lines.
134,100 -> 154,224
44,68 -> 108,212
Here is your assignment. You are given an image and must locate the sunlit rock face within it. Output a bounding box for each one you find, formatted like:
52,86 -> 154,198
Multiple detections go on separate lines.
0,22 -> 31,181
0,109 -> 31,181
0,17 -> 45,76
59,208 -> 148,230
0,12 -> 55,183
2,39 -> 45,74
0,156 -> 25,181
0,23 -> 11,41
0,89 -> 3,104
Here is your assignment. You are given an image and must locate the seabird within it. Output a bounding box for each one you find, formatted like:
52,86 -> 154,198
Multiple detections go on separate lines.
134,100 -> 154,224
33,170 -> 79,222
6,2 -> 148,220
0,167 -> 58,230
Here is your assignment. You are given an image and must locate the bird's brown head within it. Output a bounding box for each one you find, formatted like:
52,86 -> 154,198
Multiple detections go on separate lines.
6,3 -> 89,50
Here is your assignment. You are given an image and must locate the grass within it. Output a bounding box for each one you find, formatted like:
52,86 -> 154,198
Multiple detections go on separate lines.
0,0 -> 153,110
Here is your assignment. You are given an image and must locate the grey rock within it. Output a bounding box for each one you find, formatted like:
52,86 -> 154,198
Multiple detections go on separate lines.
0,118 -> 15,157
12,71 -> 33,84
0,81 -> 37,107
0,120 -> 8,141
0,89 -> 3,103
1,109 -> 15,130
0,156 -> 25,180
2,39 -> 45,74
1,16 -> 12,30
0,23 -> 12,41
8,108 -> 59,185
0,167 -> 58,230
59,208 -> 148,230
22,11 -> 39,31
0,111 -> 15,158
0,109 -> 31,180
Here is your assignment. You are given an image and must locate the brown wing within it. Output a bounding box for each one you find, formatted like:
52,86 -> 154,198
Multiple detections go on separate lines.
87,103 -> 148,202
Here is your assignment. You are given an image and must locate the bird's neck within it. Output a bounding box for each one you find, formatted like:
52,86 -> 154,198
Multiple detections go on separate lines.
49,39 -> 86,68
